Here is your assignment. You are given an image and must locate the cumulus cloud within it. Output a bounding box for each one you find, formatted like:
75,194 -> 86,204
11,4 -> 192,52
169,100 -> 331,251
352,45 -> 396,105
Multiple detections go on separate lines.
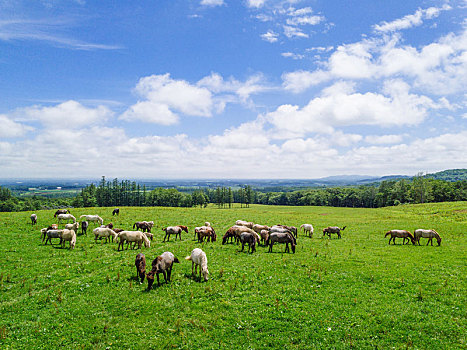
269,80 -> 436,136
282,27 -> 467,95
0,115 -> 33,138
121,74 -> 214,124
373,5 -> 452,33
18,100 -> 113,128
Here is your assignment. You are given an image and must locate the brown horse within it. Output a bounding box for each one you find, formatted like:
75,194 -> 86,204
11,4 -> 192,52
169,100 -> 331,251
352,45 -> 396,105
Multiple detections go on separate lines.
385,230 -> 415,245
323,226 -> 346,239
135,253 -> 146,284
414,229 -> 442,246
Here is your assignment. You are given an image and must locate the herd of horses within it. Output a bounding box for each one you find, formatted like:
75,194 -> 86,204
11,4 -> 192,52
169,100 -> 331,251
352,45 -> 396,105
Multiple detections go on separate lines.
32,207 -> 443,291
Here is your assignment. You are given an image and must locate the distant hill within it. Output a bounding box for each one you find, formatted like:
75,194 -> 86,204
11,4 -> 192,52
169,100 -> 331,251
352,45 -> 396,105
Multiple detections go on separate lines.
425,169 -> 467,181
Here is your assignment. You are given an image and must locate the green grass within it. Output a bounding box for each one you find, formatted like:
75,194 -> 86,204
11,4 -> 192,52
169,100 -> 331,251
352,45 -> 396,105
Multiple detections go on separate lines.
0,203 -> 466,349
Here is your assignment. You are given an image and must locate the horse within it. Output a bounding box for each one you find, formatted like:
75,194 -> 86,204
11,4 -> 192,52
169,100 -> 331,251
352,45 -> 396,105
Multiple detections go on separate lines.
133,221 -> 154,233
57,214 -> 76,224
414,229 -> 442,246
117,231 -> 150,251
323,226 -> 346,239
300,224 -> 314,237
385,230 -> 415,245
239,232 -> 256,253
54,209 -> 69,218
79,215 -> 103,226
267,231 -> 296,253
185,248 -> 209,282
146,252 -> 180,289
162,226 -> 183,242
30,214 -> 37,226
135,253 -> 146,284
112,208 -> 120,216
81,221 -> 89,235
197,227 -> 217,242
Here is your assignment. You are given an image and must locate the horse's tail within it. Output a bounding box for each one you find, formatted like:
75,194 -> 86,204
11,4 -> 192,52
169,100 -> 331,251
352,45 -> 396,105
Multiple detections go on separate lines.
185,255 -> 192,261
173,257 -> 180,263
133,222 -> 136,229
384,231 -> 391,237
341,226 -> 347,231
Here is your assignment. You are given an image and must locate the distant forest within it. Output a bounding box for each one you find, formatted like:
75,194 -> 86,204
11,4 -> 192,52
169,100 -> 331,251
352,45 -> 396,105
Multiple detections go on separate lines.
1,171 -> 466,212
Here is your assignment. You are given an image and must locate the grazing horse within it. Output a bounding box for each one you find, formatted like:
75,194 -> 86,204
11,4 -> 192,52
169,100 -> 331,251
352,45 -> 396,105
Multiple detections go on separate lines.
267,231 -> 296,253
133,221 -> 154,233
239,232 -> 256,253
135,253 -> 146,284
30,214 -> 37,226
162,226 -> 183,242
197,227 -> 217,242
323,226 -> 346,239
146,252 -> 180,289
80,215 -> 103,226
117,231 -> 150,251
112,208 -> 120,216
57,214 -> 76,224
275,225 -> 298,238
185,248 -> 209,282
300,224 -> 314,237
385,230 -> 415,245
81,221 -> 89,235
414,229 -> 442,246
54,209 -> 69,218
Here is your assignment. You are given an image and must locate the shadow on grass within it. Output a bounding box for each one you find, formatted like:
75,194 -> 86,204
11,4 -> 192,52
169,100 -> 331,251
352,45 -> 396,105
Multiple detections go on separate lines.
184,272 -> 205,283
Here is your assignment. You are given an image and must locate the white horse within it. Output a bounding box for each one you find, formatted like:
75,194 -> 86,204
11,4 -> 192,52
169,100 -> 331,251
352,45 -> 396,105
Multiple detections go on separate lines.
414,229 -> 442,246
185,248 -> 209,281
80,215 -> 103,225
57,214 -> 76,224
300,224 -> 314,237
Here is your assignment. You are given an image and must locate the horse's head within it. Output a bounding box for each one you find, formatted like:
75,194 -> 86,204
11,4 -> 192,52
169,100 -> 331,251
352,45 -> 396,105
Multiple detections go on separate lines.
146,272 -> 155,290
202,267 -> 209,281
291,243 -> 296,254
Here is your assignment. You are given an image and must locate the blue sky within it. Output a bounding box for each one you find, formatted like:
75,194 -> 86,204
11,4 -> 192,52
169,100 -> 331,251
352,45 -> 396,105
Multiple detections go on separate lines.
0,0 -> 466,179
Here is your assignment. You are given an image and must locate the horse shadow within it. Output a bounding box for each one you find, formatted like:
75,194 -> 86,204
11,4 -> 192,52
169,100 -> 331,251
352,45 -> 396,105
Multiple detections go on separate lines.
184,272 -> 204,283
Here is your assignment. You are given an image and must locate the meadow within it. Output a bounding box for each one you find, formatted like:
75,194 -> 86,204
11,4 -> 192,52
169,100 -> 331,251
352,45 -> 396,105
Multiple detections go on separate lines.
0,202 -> 466,349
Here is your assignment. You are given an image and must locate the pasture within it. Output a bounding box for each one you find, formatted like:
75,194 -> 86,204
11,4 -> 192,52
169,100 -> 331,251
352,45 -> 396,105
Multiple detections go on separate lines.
0,202 -> 466,349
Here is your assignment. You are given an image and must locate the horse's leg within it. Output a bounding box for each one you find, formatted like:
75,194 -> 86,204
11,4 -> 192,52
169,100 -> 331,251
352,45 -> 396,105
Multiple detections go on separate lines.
157,273 -> 160,286
163,271 -> 167,284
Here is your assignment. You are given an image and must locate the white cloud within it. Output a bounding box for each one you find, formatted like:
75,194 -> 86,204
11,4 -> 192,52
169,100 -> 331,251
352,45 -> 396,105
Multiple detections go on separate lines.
120,101 -> 179,125
282,70 -> 331,92
200,0 -> 224,6
19,100 -> 113,128
261,30 -> 279,42
282,27 -> 467,95
0,115 -> 33,138
281,52 -> 304,60
269,80 -> 436,136
373,5 -> 452,33
125,74 -> 215,121
364,134 -> 404,145
247,0 -> 266,8
283,25 -> 308,38
286,15 -> 324,26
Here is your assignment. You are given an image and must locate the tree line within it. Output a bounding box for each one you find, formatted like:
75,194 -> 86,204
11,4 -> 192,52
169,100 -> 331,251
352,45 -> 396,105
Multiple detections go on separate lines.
0,175 -> 466,212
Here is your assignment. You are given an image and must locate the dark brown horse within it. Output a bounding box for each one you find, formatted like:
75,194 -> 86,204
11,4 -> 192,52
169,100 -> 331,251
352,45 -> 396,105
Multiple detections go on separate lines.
54,209 -> 69,218
135,253 -> 146,284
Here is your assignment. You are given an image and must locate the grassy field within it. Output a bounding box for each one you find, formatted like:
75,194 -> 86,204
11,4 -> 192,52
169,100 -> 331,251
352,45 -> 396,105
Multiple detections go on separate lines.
0,203 -> 466,349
